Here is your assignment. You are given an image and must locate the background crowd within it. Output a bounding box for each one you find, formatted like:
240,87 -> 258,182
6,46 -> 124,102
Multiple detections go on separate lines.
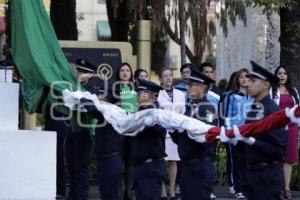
46,60 -> 299,200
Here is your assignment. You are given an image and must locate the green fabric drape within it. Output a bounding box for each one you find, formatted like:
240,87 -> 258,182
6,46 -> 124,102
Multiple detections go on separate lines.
10,0 -> 95,133
10,0 -> 80,113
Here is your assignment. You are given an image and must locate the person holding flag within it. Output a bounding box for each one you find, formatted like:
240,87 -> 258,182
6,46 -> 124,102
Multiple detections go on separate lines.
131,78 -> 167,200
229,61 -> 287,200
169,66 -> 217,200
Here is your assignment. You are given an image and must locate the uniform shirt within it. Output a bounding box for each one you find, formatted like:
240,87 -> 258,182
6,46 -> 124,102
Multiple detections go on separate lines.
207,84 -> 221,122
131,105 -> 167,162
170,96 -> 218,160
95,114 -> 121,156
175,81 -> 187,93
245,95 -> 287,164
207,90 -> 219,114
80,98 -> 121,156
175,81 -> 189,101
220,90 -> 254,126
120,85 -> 137,113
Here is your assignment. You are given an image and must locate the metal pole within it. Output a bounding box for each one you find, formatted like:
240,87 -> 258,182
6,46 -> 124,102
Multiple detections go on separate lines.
22,109 -> 36,130
137,20 -> 151,77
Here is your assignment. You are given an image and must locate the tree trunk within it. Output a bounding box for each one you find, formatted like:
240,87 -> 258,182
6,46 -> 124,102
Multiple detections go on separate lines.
265,11 -> 279,71
280,1 -> 300,89
106,0 -> 130,41
178,0 -> 186,65
50,0 -> 78,40
163,19 -> 196,64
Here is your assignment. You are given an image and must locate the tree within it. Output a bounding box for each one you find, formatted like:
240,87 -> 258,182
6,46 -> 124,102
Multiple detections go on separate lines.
178,0 -> 186,65
246,0 -> 300,88
50,0 -> 78,40
106,0 -> 299,76
265,11 -> 278,71
106,0 -> 169,71
163,0 -> 247,65
106,0 -> 131,41
107,0 -> 247,68
280,1 -> 300,88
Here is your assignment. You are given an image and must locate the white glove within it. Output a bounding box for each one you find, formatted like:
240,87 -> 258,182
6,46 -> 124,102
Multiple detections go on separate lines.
144,116 -> 154,127
233,125 -> 255,145
285,105 -> 300,125
187,132 -> 207,143
216,126 -> 238,145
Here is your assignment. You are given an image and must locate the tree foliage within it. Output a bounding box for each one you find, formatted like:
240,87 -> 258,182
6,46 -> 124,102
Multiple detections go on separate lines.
107,0 -> 248,67
246,0 -> 300,88
107,0 -> 299,79
245,0 -> 294,12
157,0 -> 248,64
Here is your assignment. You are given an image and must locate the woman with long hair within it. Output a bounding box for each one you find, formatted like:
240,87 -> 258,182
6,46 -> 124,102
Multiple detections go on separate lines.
134,69 -> 149,81
115,62 -> 137,113
134,69 -> 149,90
220,68 -> 253,199
115,63 -> 137,200
271,66 -> 300,199
157,67 -> 186,200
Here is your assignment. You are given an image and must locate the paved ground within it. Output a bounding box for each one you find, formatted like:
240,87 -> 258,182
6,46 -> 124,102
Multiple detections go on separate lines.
86,186 -> 300,200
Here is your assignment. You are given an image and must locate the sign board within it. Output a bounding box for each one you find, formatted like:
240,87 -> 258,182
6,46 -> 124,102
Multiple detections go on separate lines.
62,47 -> 122,93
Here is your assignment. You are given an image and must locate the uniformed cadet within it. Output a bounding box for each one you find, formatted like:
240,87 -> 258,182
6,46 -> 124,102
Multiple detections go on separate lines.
75,59 -> 99,92
65,59 -> 95,200
65,123 -> 92,200
232,61 -> 287,200
130,78 -> 167,200
170,66 -> 218,200
199,62 -> 220,199
76,58 -> 96,72
80,84 -> 123,200
44,59 -> 97,199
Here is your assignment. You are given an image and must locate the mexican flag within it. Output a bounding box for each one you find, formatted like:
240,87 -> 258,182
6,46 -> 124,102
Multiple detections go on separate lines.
10,0 -> 80,113
10,0 -> 95,132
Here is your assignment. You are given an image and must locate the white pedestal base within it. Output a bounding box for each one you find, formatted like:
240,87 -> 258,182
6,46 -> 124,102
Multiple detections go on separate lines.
0,83 -> 19,131
0,130 -> 56,200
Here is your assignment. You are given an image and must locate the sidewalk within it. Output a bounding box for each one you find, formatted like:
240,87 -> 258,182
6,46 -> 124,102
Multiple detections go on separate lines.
87,186 -> 300,199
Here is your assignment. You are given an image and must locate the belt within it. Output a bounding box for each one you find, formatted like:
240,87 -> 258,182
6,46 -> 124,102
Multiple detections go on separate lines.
181,157 -> 211,165
133,157 -> 164,166
97,152 -> 119,159
247,161 -> 280,170
144,158 -> 164,163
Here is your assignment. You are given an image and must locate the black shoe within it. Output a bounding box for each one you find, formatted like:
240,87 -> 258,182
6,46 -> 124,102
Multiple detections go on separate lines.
282,189 -> 293,199
56,195 -> 65,200
161,197 -> 169,200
